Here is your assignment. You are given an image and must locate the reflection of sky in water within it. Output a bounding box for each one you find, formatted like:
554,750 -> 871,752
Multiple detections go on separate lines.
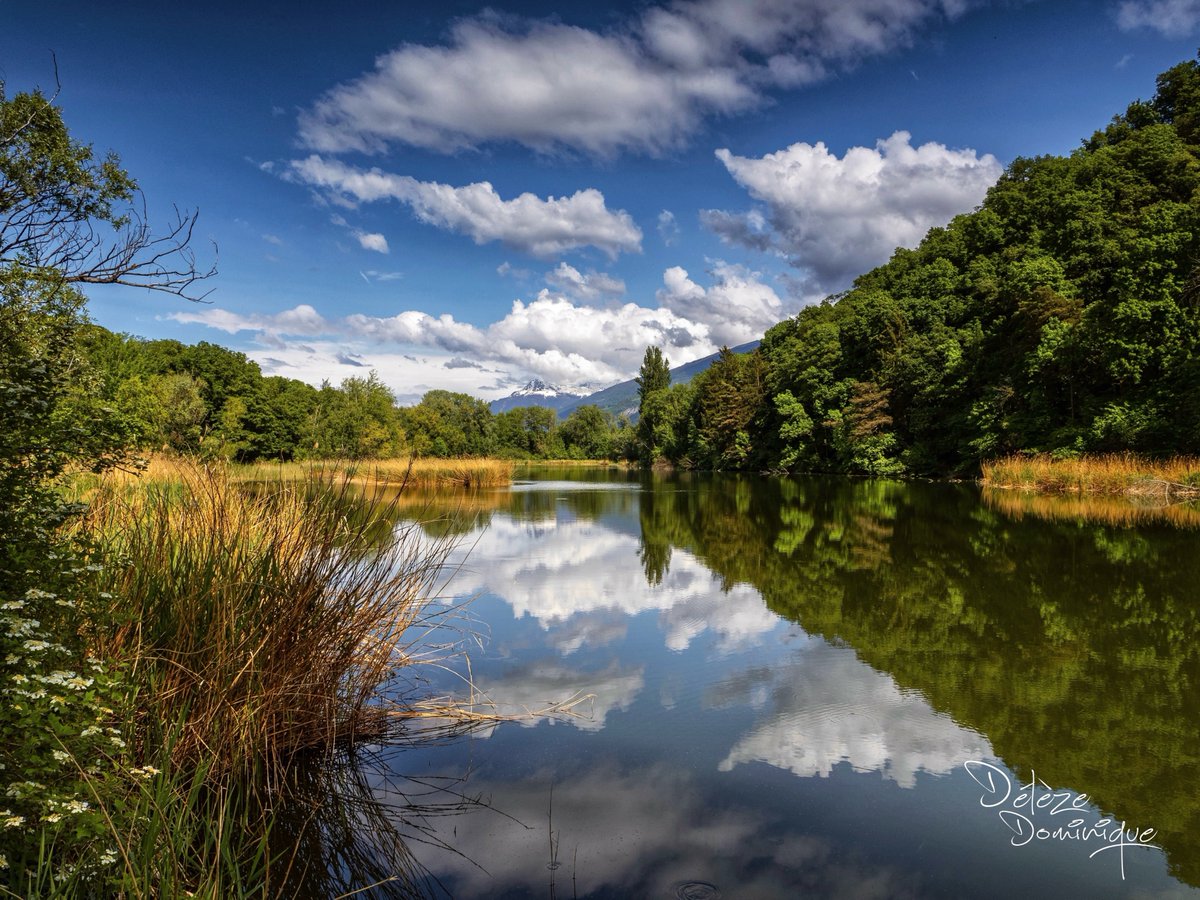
387,485 -> 1198,899
441,515 -> 785,653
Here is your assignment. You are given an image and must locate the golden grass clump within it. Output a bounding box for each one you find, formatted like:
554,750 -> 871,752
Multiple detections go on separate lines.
981,453 -> 1200,497
81,462 -> 471,783
359,457 -> 515,489
223,455 -> 515,490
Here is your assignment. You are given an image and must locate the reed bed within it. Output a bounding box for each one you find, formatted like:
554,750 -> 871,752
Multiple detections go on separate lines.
194,455 -> 516,490
358,457 -> 515,489
51,460 -> 583,896
81,462 -> 479,783
980,453 -> 1200,497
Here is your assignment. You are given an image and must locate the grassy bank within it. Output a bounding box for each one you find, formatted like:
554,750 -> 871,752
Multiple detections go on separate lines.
75,455 -> 518,495
6,462 -> 511,896
224,456 -> 514,490
980,453 -> 1200,497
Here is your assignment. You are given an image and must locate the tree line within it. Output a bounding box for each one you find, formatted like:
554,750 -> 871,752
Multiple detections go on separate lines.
76,326 -> 635,461
632,56 -> 1200,475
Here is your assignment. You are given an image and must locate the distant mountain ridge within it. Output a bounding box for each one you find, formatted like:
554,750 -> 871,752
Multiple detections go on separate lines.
487,379 -> 584,413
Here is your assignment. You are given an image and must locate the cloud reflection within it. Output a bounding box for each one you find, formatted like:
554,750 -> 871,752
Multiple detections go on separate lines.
442,515 -> 780,653
715,642 -> 993,787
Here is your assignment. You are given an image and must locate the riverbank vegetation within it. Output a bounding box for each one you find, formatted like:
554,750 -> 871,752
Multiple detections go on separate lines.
0,82 -> 498,897
631,57 -> 1200,476
981,453 -> 1200,496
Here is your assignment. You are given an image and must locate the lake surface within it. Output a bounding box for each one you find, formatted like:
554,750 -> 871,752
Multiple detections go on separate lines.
361,468 -> 1200,899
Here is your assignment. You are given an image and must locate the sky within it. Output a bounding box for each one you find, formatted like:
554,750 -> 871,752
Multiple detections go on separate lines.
3,0 -> 1199,404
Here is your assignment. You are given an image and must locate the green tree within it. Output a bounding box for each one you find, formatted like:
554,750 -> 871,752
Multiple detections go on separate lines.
1,78 -> 211,888
401,390 -> 494,457
559,404 -> 616,459
635,345 -> 671,462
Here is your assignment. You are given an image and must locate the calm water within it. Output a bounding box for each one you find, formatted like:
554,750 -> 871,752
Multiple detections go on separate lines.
360,469 -> 1200,899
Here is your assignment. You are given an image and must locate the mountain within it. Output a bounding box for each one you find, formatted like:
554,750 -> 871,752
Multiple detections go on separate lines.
559,341 -> 760,421
488,379 -> 585,414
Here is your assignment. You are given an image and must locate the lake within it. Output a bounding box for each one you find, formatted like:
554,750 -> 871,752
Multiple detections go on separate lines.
349,467 -> 1200,899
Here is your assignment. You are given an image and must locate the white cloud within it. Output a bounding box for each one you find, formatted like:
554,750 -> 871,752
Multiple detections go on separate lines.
543,262 -> 626,302
217,342 -> 509,404
170,303 -> 330,347
168,263 -> 786,392
657,261 -> 784,346
299,1 -> 976,157
354,230 -> 389,253
170,294 -> 711,392
1117,0 -> 1200,35
707,131 -> 1002,296
290,155 -> 642,259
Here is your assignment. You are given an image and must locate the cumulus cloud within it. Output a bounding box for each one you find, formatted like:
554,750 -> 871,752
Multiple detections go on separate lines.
1117,0 -> 1200,35
291,155 -> 642,259
706,131 -> 1002,296
543,262 -> 626,302
168,263 -> 785,391
657,261 -> 785,346
171,303 -> 330,344
298,1 -> 976,157
171,295 -> 706,390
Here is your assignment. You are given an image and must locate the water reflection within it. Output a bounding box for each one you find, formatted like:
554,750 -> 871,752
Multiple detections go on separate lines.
712,642 -> 991,788
377,471 -> 1200,897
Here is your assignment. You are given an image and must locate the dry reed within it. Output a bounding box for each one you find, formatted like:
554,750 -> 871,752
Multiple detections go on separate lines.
81,462 -> 481,784
980,453 -> 1200,497
216,456 -> 515,490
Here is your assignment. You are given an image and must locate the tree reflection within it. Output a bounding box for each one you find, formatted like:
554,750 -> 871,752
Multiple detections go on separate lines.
635,473 -> 1200,886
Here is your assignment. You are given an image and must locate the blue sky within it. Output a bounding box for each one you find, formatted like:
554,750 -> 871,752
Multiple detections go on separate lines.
3,0 -> 1198,402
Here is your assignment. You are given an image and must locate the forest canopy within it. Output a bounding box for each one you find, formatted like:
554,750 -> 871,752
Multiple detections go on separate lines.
631,55 -> 1200,474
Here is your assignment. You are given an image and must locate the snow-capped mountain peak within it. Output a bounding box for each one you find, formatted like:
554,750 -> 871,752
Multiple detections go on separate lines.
513,378 -> 562,398
488,379 -> 585,413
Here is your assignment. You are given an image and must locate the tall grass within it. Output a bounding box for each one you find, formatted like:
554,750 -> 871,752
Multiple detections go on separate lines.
82,462 -> 471,781
232,456 -> 515,490
360,457 -> 515,489
981,453 -> 1200,497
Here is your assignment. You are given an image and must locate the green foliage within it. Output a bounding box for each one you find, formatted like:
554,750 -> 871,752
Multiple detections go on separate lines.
559,405 -> 616,459
634,53 -> 1200,474
306,372 -> 403,459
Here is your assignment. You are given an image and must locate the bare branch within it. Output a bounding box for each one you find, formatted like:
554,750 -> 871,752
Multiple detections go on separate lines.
1,75 -> 216,300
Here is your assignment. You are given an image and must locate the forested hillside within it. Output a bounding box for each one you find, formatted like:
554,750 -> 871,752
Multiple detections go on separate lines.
635,56 -> 1200,475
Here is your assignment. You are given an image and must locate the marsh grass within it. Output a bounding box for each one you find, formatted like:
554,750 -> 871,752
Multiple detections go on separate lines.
234,457 -> 515,490
81,462 -> 478,780
980,453 -> 1200,497
55,459 -> 584,896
